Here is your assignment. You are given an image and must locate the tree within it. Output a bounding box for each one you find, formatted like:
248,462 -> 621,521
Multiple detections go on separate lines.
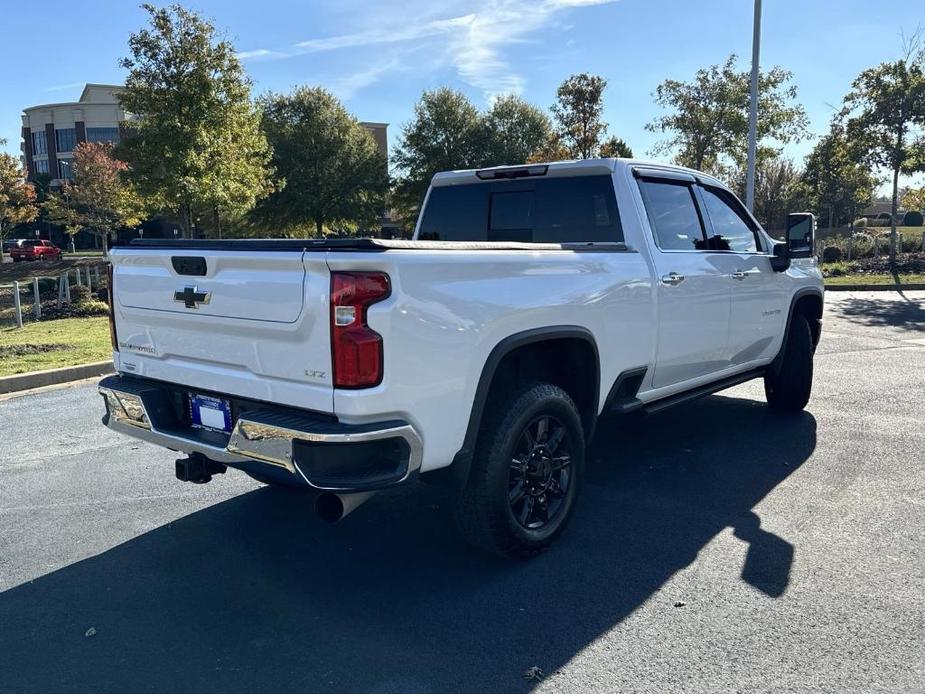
841,36 -> 925,263
732,155 -> 806,232
253,88 -> 388,237
118,3 -> 273,237
392,88 -> 482,218
599,136 -> 633,158
551,73 -> 608,159
0,139 -> 38,259
43,142 -> 145,246
801,124 -> 877,231
647,55 -> 808,175
902,186 -> 925,211
479,95 -> 552,167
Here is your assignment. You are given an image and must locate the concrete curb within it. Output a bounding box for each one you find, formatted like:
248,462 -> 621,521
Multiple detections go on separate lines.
824,283 -> 925,292
0,360 -> 113,394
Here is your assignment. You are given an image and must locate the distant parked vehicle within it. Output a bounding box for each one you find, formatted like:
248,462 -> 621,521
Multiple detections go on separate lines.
10,239 -> 62,262
2,239 -> 27,254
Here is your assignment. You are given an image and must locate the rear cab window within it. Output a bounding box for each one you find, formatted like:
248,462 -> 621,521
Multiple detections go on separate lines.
418,174 -> 623,243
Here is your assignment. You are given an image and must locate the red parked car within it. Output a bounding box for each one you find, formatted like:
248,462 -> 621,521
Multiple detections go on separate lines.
10,240 -> 62,262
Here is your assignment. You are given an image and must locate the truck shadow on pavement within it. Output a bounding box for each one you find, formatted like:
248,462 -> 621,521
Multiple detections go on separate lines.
0,395 -> 816,693
829,294 -> 925,331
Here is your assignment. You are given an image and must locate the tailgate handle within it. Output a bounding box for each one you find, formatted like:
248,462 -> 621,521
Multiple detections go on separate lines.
172,256 -> 207,276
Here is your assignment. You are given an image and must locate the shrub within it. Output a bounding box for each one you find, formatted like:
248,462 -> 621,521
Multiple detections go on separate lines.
853,218 -> 867,228
904,210 -> 924,227
71,285 -> 92,303
848,232 -> 874,258
822,246 -> 842,263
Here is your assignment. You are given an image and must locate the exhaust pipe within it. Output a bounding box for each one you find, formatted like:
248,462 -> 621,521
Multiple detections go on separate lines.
314,491 -> 376,524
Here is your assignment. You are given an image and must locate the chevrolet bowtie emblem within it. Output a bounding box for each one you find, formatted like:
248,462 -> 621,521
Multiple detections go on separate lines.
174,286 -> 211,309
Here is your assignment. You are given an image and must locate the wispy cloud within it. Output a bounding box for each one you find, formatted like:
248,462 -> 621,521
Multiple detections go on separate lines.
236,0 -> 616,99
40,81 -> 84,93
236,48 -> 289,62
294,14 -> 475,53
330,56 -> 404,100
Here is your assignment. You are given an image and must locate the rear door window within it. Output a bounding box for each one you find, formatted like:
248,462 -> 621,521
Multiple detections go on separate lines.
418,174 -> 622,243
637,179 -> 706,251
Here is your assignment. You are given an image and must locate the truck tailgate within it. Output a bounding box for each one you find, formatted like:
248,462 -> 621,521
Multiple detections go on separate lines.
110,249 -> 333,413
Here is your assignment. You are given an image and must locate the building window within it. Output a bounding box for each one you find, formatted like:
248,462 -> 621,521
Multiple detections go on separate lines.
31,131 -> 47,156
58,159 -> 73,180
86,127 -> 121,144
56,128 -> 76,153
34,159 -> 50,175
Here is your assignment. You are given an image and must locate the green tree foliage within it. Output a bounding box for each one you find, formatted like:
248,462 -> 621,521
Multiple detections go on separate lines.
841,36 -> 925,262
647,55 -> 808,175
0,139 -> 38,258
902,186 -> 925,211
599,136 -> 634,158
392,88 -> 483,218
801,124 -> 877,231
253,87 -> 388,237
479,95 -> 552,167
741,156 -> 806,232
551,73 -> 608,159
118,3 -> 273,237
43,142 -> 145,245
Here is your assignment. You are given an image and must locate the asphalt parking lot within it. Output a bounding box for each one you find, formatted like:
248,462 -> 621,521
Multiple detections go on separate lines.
1,291 -> 923,693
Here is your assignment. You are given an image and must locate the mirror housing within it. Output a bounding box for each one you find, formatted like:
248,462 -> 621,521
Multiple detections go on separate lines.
786,212 -> 815,259
769,242 -> 791,272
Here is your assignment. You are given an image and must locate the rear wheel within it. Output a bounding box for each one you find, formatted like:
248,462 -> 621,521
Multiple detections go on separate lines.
453,382 -> 585,559
765,313 -> 813,413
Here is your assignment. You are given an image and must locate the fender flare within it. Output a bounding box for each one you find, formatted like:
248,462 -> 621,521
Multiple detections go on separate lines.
441,325 -> 600,489
770,287 -> 824,374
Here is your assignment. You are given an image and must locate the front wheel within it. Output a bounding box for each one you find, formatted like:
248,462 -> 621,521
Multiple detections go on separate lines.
765,313 -> 814,413
453,382 -> 585,559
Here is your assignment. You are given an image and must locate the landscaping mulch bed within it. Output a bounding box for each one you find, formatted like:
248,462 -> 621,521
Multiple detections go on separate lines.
0,343 -> 67,358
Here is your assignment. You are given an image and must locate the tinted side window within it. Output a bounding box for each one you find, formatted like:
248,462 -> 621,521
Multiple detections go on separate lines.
700,187 -> 759,253
417,185 -> 488,241
637,180 -> 705,251
417,175 -> 622,243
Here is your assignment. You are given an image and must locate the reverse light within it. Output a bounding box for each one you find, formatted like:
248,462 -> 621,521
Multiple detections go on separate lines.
107,263 -> 118,352
330,271 -> 390,388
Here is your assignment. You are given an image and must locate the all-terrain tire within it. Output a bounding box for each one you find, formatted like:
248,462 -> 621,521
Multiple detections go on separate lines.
453,382 -> 585,559
765,313 -> 813,413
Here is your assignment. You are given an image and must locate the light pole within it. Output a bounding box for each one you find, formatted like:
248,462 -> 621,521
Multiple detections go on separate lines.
745,0 -> 762,212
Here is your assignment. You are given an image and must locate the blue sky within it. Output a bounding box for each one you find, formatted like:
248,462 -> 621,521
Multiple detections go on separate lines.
2,0 -> 923,187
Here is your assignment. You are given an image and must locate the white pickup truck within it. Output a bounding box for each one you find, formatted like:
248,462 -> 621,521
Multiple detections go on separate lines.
99,158 -> 823,558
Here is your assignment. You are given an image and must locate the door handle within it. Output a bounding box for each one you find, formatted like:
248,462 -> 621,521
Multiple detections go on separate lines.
661,272 -> 685,286
732,271 -> 748,280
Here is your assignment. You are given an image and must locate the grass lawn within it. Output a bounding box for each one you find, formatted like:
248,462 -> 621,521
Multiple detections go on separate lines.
824,273 -> 925,287
0,316 -> 111,377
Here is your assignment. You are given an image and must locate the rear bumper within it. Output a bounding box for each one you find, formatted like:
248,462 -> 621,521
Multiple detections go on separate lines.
98,374 -> 423,492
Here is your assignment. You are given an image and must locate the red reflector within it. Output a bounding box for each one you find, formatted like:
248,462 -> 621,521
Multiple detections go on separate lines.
107,263 -> 118,352
330,272 -> 390,388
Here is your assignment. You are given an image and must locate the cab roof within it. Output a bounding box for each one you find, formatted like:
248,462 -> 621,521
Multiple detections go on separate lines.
430,158 -> 726,189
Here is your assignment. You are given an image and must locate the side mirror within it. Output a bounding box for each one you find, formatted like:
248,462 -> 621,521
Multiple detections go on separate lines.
786,212 -> 815,259
769,242 -> 791,272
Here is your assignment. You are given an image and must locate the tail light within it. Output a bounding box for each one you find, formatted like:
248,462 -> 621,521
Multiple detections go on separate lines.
330,271 -> 390,388
107,263 -> 118,352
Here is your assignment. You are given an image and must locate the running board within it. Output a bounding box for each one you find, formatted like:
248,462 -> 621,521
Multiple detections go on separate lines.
641,368 -> 766,415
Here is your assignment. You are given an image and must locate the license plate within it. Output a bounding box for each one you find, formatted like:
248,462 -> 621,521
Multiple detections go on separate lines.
190,394 -> 233,433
